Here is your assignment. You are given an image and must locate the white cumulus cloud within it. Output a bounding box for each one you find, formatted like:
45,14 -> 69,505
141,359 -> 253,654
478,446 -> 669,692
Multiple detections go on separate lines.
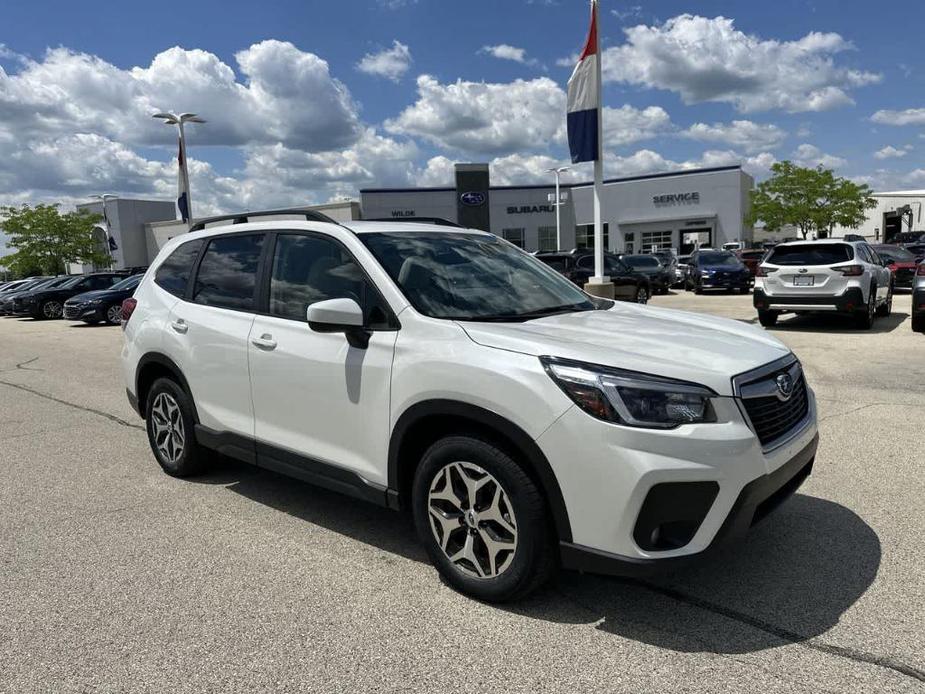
479,45 -> 536,66
791,143 -> 846,169
873,145 -> 910,160
871,108 -> 925,127
356,41 -> 412,82
682,120 -> 786,153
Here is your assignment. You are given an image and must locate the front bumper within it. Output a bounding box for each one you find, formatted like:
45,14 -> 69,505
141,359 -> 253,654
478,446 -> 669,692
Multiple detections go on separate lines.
63,303 -> 104,321
699,274 -> 753,289
536,383 -> 818,570
753,287 -> 864,313
913,288 -> 925,317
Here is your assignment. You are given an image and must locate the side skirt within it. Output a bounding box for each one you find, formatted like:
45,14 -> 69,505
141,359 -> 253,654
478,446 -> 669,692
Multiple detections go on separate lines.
194,424 -> 394,509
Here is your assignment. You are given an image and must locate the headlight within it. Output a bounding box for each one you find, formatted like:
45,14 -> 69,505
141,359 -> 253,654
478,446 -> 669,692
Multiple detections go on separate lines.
701,270 -> 712,277
541,357 -> 716,429
89,299 -> 103,305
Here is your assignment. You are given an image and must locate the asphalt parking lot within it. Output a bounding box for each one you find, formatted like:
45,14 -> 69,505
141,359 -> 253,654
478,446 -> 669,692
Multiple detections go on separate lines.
1,292 -> 923,693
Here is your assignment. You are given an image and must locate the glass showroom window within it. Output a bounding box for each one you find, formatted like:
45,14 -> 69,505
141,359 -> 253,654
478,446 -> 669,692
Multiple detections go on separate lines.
575,223 -> 610,251
641,230 -> 673,252
501,228 -> 525,249
538,226 -> 558,252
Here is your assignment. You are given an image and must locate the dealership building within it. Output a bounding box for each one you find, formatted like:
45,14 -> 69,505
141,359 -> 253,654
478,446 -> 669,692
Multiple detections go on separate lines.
361,163 -> 755,255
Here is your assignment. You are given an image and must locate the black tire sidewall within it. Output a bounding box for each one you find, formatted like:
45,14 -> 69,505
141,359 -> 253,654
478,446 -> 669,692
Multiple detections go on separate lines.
145,377 -> 201,477
411,436 -> 552,602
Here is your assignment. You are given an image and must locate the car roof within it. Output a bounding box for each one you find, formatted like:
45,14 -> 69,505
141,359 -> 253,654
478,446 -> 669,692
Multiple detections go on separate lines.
772,239 -> 857,247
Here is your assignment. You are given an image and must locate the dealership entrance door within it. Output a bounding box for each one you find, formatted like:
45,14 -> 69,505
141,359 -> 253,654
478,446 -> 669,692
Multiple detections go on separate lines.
681,228 -> 712,254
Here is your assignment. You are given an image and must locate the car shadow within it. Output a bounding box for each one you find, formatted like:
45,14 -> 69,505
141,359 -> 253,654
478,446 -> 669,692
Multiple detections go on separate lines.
769,311 -> 909,334
192,457 -> 878,655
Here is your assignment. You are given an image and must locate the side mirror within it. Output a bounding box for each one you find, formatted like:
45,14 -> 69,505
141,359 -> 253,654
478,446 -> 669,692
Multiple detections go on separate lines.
307,298 -> 370,349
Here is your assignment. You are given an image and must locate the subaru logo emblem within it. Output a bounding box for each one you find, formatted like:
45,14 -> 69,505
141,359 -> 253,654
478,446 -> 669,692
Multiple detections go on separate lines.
775,373 -> 794,400
798,268 -> 808,273
460,191 -> 486,206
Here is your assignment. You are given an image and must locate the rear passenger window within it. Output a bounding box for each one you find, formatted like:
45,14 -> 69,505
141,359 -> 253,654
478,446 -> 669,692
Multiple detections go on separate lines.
155,239 -> 204,297
269,233 -> 392,328
193,234 -> 264,311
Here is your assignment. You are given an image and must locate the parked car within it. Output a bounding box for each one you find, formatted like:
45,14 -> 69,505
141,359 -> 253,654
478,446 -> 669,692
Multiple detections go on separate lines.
675,254 -> 692,287
686,250 -> 753,294
886,231 -> 925,245
0,278 -> 42,298
535,250 -> 652,303
617,254 -> 672,294
0,277 -> 53,315
904,243 -> 925,263
753,240 -> 893,329
63,274 -> 144,325
736,249 -> 766,276
872,244 -> 918,289
913,262 -> 925,333
9,276 -> 80,315
652,251 -> 678,286
15,272 -> 123,319
122,219 -> 818,602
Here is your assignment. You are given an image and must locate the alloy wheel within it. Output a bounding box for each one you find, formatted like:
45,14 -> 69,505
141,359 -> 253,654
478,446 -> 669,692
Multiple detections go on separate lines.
636,287 -> 649,304
106,304 -> 122,324
150,392 -> 185,464
427,461 -> 517,579
42,301 -> 63,319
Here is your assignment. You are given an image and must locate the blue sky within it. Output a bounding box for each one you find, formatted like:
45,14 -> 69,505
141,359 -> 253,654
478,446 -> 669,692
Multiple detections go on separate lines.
2,0 -> 925,232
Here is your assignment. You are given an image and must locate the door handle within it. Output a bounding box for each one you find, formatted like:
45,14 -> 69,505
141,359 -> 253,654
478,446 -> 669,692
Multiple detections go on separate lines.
251,334 -> 277,350
170,319 -> 188,334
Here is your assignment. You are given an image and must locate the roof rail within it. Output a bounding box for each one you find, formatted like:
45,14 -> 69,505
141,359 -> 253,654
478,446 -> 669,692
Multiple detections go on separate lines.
363,216 -> 463,228
188,208 -> 339,232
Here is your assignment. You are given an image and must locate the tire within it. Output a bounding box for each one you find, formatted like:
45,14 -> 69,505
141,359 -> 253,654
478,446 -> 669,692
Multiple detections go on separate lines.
104,303 -> 122,325
876,284 -> 893,317
634,285 -> 649,304
694,284 -> 703,295
412,436 -> 555,602
144,377 -> 205,477
913,313 -> 925,333
40,300 -> 63,320
854,287 -> 877,330
758,310 -> 779,327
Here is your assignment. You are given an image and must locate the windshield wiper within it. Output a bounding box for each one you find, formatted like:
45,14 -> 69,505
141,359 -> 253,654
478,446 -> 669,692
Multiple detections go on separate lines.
464,304 -> 596,322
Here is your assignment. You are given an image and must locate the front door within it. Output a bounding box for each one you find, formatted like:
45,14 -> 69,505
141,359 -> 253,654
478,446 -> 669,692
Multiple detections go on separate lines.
248,232 -> 398,486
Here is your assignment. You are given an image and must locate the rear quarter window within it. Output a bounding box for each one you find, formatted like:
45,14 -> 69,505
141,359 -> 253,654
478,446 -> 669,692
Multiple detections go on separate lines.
766,244 -> 854,266
154,239 -> 205,297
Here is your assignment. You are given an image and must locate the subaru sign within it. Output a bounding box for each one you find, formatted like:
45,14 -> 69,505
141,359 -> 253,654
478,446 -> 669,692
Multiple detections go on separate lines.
460,191 -> 486,207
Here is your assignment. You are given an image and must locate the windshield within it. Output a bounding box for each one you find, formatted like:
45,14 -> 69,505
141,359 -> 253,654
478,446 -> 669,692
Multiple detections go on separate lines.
875,247 -> 915,262
622,255 -> 661,269
110,274 -> 142,291
360,231 -> 600,321
698,252 -> 740,266
58,276 -> 86,289
767,244 -> 853,266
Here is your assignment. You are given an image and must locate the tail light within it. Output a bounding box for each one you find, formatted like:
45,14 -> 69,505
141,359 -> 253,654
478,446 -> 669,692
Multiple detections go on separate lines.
756,266 -> 777,277
120,297 -> 137,328
918,264 -> 925,276
833,264 -> 864,276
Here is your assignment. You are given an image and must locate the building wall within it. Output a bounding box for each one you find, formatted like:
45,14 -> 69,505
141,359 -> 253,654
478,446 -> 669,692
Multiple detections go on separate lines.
74,198 -> 175,272
830,193 -> 925,241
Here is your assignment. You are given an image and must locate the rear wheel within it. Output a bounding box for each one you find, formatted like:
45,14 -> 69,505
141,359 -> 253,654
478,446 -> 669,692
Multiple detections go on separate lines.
854,288 -> 877,329
40,300 -> 63,319
758,310 -> 779,327
144,378 -> 204,477
412,436 -> 554,602
634,285 -> 649,304
876,284 -> 893,317
912,313 -> 925,333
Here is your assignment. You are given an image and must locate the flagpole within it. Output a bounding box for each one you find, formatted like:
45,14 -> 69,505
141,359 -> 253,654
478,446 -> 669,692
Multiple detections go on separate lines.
591,0 -> 607,286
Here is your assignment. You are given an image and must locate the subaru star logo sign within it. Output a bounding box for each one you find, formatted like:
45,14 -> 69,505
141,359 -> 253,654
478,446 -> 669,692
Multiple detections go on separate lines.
775,373 -> 794,400
460,191 -> 486,207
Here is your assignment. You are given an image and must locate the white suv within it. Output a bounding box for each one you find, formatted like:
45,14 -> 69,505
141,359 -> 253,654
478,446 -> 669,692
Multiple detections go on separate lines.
121,218 -> 819,602
753,240 -> 893,328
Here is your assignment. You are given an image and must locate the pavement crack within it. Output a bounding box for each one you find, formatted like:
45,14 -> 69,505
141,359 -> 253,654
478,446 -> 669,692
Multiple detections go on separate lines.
0,379 -> 144,431
628,579 -> 925,685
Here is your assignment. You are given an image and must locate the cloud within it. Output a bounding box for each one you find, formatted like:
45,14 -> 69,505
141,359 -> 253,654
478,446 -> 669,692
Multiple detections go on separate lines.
0,41 -> 363,151
874,145 -> 911,160
479,44 -> 537,66
682,120 -> 786,153
611,6 -> 644,22
603,105 -> 673,147
602,15 -> 880,113
378,0 -> 416,8
356,40 -> 412,82
871,108 -> 925,127
791,143 -> 846,169
385,74 -> 565,154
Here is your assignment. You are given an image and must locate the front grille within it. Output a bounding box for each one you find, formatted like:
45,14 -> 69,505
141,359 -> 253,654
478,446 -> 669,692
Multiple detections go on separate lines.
63,304 -> 84,319
734,358 -> 810,449
895,268 -> 915,285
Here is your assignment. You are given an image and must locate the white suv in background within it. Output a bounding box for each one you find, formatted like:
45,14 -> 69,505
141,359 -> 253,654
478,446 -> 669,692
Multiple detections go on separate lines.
121,216 -> 818,602
753,239 -> 893,328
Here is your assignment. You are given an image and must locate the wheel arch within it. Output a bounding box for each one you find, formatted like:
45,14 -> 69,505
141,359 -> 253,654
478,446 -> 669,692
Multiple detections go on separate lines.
135,352 -> 197,421
388,399 -> 572,543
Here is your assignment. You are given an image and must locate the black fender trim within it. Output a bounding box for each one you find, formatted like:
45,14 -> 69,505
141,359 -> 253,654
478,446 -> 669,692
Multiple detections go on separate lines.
388,400 -> 573,542
135,352 -> 197,420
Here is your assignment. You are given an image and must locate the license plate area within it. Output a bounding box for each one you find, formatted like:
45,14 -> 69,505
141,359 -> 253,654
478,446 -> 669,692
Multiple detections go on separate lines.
793,276 -> 814,287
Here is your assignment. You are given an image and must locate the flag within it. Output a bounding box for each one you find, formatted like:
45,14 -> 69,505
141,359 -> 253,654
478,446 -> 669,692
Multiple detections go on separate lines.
567,1 -> 601,164
177,137 -> 190,222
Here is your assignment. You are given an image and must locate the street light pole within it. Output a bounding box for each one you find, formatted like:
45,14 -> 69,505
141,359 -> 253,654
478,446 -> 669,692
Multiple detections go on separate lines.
152,112 -> 206,224
546,166 -> 571,250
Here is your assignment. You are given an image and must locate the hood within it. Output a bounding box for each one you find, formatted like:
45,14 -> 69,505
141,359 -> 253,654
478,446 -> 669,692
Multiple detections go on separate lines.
701,263 -> 749,272
458,303 -> 791,395
631,266 -> 667,275
66,288 -> 125,303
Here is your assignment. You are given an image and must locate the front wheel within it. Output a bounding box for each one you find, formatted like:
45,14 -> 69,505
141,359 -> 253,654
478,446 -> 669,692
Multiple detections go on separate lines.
40,300 -> 63,320
634,285 -> 649,304
876,285 -> 893,317
105,304 -> 123,325
758,310 -> 779,327
412,436 -> 554,602
913,313 -> 925,333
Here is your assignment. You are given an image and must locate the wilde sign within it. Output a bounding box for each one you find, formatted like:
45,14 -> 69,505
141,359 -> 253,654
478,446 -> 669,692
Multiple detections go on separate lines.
507,205 -> 556,215
390,210 -> 416,217
653,192 -> 700,206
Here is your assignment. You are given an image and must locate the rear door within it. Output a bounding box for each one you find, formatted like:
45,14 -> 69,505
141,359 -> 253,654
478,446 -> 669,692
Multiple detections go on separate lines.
165,233 -> 265,438
247,231 -> 398,486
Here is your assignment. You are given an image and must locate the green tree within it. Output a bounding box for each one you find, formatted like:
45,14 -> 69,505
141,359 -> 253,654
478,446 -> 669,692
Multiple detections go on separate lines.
0,204 -> 110,276
746,161 -> 876,239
